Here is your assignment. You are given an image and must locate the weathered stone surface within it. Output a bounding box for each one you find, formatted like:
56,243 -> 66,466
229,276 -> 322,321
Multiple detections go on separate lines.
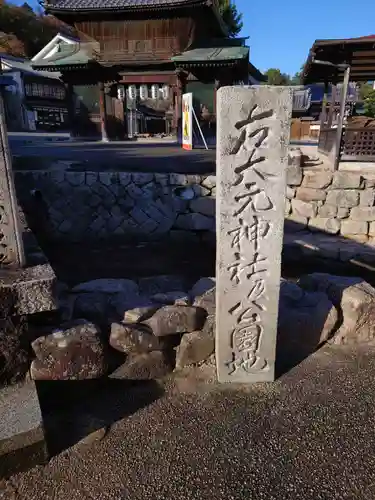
73,292 -> 108,324
341,220 -> 368,236
0,382 -> 47,478
190,277 -> 215,300
110,323 -> 163,354
286,165 -> 302,186
318,204 -> 337,218
299,273 -> 375,344
288,148 -> 302,167
0,264 -> 57,316
175,213 -> 214,231
122,304 -> 159,323
337,207 -> 350,219
284,214 -> 308,232
286,186 -> 296,199
332,172 -> 362,189
360,189 -> 375,207
202,175 -> 216,189
368,222 -> 375,236
326,190 -> 359,208
30,320 -> 107,380
0,318 -> 28,386
72,279 -> 139,296
190,197 -> 215,217
138,275 -> 186,296
151,291 -> 190,306
308,217 -> 341,234
193,287 -> 216,316
278,280 -> 338,363
296,187 -> 326,202
302,171 -> 332,189
216,86 -> 292,383
350,207 -> 375,221
143,305 -> 206,337
175,316 -> 215,369
291,199 -> 317,218
109,351 -> 172,380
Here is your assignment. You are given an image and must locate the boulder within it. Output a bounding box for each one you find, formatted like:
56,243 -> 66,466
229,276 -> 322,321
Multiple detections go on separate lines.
30,320 -> 107,380
72,279 -> 139,296
109,351 -> 173,380
138,275 -> 187,296
110,323 -> 164,354
0,317 -> 29,386
190,277 -> 215,300
278,280 -> 338,362
299,273 -> 375,344
143,305 -> 206,336
193,287 -> 216,316
151,291 -> 190,306
73,292 -> 109,324
175,316 -> 215,369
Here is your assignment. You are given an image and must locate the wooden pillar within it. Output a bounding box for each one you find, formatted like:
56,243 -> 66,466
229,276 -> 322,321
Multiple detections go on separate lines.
64,82 -> 75,136
98,81 -> 109,142
327,83 -> 337,128
320,80 -> 329,130
174,70 -> 186,140
333,66 -> 350,170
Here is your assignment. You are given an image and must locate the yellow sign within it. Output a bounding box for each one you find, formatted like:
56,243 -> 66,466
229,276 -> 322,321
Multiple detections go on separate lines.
182,93 -> 193,150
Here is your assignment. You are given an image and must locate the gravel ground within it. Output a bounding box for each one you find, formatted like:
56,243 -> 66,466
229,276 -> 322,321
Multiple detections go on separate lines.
2,344 -> 375,499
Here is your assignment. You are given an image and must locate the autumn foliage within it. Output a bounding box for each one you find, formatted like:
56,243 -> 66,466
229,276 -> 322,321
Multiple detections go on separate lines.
0,0 -> 74,58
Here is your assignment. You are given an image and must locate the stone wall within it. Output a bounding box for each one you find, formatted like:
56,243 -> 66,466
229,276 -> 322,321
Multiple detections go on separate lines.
15,171 -> 216,243
285,168 -> 375,242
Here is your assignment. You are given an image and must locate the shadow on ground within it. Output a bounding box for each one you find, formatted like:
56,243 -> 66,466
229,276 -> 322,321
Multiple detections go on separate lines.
37,379 -> 164,457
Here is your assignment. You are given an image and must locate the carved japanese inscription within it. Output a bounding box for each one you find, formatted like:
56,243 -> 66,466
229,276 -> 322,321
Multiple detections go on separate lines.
216,86 -> 292,383
0,95 -> 25,267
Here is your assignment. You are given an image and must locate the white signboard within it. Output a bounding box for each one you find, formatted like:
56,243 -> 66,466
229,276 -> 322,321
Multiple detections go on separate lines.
182,92 -> 193,150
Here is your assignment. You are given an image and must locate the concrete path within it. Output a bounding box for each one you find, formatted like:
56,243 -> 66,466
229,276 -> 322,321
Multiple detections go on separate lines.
2,344 -> 375,499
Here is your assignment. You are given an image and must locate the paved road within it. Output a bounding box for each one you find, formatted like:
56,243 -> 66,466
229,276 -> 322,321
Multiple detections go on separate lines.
2,344 -> 375,499
11,141 -> 216,174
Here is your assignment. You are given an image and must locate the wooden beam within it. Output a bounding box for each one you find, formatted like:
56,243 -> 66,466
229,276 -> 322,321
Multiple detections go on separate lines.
334,66 -> 350,170
327,84 -> 337,127
320,80 -> 329,129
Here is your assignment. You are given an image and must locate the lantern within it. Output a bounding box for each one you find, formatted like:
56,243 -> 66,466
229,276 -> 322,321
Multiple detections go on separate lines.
128,85 -> 136,100
161,84 -> 170,100
139,84 -> 148,101
151,84 -> 159,100
117,85 -> 125,101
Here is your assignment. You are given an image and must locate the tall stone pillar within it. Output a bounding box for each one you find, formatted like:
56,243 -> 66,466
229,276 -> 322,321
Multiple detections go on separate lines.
0,93 -> 25,268
216,86 -> 292,383
98,81 -> 109,142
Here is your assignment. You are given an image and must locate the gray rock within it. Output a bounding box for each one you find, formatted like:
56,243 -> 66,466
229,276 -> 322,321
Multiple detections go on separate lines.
190,277 -> 216,300
332,172 -> 362,189
110,323 -> 163,354
0,382 -> 47,477
175,316 -> 215,369
302,171 -> 332,189
138,275 -> 186,296
360,189 -> 375,207
349,207 -> 375,221
30,320 -> 107,380
288,149 -> 302,167
308,217 -> 341,234
341,220 -> 368,236
369,222 -> 375,236
286,165 -> 302,186
72,279 -> 139,296
123,305 -> 160,323
151,291 -> 190,306
296,187 -> 326,202
189,197 -> 215,217
175,213 -> 214,231
143,305 -> 206,337
202,175 -> 216,189
326,190 -> 359,208
278,280 -> 338,362
337,207 -> 350,219
0,318 -> 29,386
193,185 -> 211,197
299,273 -> 375,344
318,204 -> 337,218
285,199 -> 291,216
109,351 -> 173,380
291,199 -> 318,218
73,292 -> 109,324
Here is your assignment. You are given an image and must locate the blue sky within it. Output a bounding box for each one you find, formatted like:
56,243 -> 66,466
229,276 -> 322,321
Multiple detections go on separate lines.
237,0 -> 375,76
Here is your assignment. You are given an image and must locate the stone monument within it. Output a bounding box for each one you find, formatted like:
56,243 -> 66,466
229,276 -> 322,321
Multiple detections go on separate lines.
216,86 -> 292,383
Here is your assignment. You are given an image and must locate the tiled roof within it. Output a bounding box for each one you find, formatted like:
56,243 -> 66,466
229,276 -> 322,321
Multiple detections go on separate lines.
172,46 -> 249,64
45,0 -> 205,11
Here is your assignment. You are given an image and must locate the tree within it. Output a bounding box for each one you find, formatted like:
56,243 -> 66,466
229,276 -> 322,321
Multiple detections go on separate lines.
264,68 -> 291,86
363,89 -> 375,117
218,0 -> 243,38
358,82 -> 373,101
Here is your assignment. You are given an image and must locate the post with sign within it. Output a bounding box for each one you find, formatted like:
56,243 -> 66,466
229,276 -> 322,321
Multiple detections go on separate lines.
182,92 -> 193,150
